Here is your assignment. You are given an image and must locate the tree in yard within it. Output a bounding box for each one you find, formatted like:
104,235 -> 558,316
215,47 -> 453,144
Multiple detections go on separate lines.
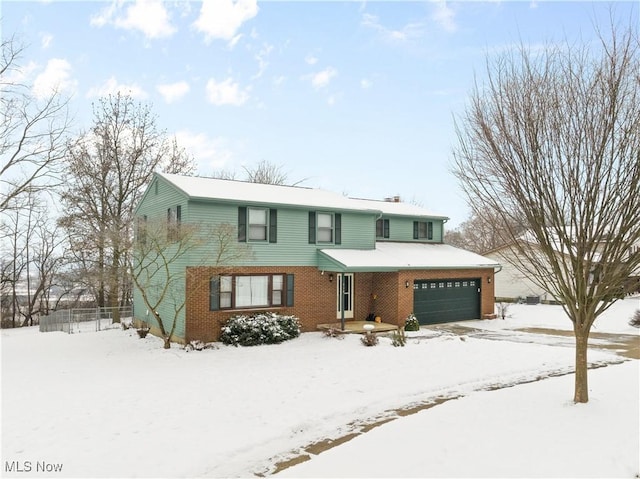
211,160 -> 307,186
0,37 -> 70,213
452,18 -> 639,403
132,218 -> 251,349
59,93 -> 195,322
444,210 -> 524,254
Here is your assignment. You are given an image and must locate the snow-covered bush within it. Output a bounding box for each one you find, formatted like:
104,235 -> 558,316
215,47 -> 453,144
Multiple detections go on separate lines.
360,331 -> 379,347
391,328 -> 406,347
220,312 -> 301,346
629,310 -> 640,328
404,313 -> 420,331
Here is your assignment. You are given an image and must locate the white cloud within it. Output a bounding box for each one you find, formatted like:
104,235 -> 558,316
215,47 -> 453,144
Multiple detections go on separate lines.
272,75 -> 286,87
305,54 -> 318,65
175,130 -> 233,172
430,1 -> 457,33
360,78 -> 373,89
86,76 -> 148,99
192,0 -> 258,44
253,43 -> 273,79
205,77 -> 249,106
156,81 -> 190,103
32,58 -> 77,99
307,67 -> 337,89
90,0 -> 176,39
40,33 -> 53,49
361,13 -> 424,42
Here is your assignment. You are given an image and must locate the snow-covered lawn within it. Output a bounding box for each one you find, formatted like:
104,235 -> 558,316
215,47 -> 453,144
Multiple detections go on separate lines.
1,297 -> 638,478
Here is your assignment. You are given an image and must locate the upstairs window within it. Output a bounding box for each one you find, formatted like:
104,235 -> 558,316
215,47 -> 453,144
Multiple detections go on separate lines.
248,208 -> 268,241
376,218 -> 390,238
238,207 -> 277,243
167,205 -> 181,241
309,212 -> 341,244
413,221 -> 433,240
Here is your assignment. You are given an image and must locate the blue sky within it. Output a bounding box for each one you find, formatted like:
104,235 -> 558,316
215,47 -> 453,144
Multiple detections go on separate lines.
2,1 -> 635,227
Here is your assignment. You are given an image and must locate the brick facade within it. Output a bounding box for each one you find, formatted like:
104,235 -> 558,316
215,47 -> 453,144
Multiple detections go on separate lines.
183,266 -> 496,342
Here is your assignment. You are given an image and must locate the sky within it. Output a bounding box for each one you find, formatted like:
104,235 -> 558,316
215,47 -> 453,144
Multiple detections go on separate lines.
2,1 -> 636,227
2,298 -> 638,477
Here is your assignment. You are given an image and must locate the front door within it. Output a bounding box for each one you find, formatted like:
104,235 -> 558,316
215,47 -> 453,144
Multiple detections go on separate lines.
336,273 -> 354,319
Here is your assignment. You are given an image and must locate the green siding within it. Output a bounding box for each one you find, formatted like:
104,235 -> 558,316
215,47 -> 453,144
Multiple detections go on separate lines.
384,216 -> 444,243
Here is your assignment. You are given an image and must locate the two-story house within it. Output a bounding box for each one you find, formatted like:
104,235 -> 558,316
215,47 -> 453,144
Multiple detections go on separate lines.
133,172 -> 500,344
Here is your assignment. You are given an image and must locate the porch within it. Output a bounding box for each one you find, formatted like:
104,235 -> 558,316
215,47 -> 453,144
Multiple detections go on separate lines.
317,320 -> 400,334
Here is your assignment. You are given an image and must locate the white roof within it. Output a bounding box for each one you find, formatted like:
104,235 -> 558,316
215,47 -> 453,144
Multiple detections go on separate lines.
320,242 -> 500,271
157,172 -> 446,218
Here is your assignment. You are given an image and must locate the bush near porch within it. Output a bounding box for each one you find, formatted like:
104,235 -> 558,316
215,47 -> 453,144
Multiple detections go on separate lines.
220,312 -> 301,346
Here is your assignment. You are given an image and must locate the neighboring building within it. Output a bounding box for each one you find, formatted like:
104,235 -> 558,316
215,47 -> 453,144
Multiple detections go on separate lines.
133,173 -> 500,344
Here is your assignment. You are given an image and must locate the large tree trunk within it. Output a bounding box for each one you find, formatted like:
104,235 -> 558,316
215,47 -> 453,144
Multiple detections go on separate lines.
573,328 -> 590,403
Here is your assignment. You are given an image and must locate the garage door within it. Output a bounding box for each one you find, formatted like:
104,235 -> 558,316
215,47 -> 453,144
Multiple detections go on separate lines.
413,279 -> 481,325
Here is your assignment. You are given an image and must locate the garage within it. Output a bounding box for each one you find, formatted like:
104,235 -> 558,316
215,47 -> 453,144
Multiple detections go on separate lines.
413,278 -> 481,325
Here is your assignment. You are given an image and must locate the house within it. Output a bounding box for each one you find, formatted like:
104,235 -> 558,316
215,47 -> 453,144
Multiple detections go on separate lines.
486,232 -> 640,302
133,173 -> 500,344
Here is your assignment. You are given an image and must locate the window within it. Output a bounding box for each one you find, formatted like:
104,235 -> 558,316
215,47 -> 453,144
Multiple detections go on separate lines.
166,206 -> 181,241
376,218 -> 390,238
413,221 -> 433,240
238,207 -> 277,243
248,208 -> 268,241
317,213 -> 333,243
136,215 -> 148,245
210,274 -> 293,310
309,212 -> 341,244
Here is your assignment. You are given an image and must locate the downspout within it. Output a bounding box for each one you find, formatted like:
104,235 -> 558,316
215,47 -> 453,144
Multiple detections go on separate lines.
340,272 -> 346,331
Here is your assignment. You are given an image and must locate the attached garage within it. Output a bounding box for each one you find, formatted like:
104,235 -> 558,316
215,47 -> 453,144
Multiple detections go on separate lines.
413,278 -> 481,325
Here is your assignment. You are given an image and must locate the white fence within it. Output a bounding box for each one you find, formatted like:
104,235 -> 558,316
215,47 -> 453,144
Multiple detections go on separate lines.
39,306 -> 132,334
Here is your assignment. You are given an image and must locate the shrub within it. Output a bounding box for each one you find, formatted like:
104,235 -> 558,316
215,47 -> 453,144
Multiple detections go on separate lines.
496,302 -> 510,320
391,328 -> 406,347
629,310 -> 640,328
323,327 -> 345,339
404,313 -> 420,332
360,331 -> 379,347
220,312 -> 301,346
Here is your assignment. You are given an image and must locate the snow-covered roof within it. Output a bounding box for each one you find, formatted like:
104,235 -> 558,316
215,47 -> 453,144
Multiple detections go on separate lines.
157,172 -> 447,218
319,242 -> 500,272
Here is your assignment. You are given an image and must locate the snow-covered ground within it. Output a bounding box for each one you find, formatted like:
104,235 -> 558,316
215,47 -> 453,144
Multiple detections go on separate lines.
1,297 -> 638,478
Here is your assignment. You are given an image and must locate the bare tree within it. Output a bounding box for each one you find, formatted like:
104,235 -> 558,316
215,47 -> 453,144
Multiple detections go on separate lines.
445,211 -> 524,254
0,37 -> 70,212
59,93 -> 196,322
453,18 -> 639,403
132,219 -> 251,349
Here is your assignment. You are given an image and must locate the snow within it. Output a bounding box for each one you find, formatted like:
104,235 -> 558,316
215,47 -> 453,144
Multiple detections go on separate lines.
157,172 -> 447,218
320,242 -> 499,270
1,297 -> 638,478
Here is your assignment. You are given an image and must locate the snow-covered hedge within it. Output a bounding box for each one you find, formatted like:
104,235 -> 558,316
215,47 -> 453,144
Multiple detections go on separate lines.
404,313 -> 420,331
220,312 -> 301,346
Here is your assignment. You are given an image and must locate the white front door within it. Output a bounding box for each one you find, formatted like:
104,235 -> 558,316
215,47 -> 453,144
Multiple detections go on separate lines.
336,273 -> 354,319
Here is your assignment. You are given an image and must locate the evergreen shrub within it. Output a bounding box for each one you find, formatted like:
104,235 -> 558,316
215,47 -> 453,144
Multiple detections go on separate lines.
404,313 -> 420,332
220,312 -> 301,346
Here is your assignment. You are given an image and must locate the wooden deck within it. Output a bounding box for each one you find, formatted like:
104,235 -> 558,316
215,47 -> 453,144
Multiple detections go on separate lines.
317,320 -> 400,334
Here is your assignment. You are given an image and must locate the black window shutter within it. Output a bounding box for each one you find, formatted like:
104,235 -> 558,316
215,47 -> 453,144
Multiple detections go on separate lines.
176,205 -> 182,222
269,209 -> 277,243
428,221 -> 433,240
238,207 -> 246,242
209,276 -> 220,311
286,274 -> 294,306
413,221 -> 419,239
308,212 -> 316,244
335,213 -> 342,244
384,219 -> 390,238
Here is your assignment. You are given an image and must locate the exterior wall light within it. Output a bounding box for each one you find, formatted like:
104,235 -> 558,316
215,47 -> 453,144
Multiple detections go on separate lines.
487,277 -> 492,284
329,273 -> 334,282
405,280 -> 410,288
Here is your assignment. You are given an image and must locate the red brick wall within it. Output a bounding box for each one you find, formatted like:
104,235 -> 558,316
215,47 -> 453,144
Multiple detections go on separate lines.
185,266 -> 495,342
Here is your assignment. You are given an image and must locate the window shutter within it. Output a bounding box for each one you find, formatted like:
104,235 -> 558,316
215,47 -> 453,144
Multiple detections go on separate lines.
335,213 -> 342,244
413,221 -> 419,239
286,274 -> 294,306
308,212 -> 316,244
176,205 -> 181,222
269,209 -> 277,243
384,219 -> 390,238
428,221 -> 433,240
209,276 -> 220,311
238,207 -> 246,242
